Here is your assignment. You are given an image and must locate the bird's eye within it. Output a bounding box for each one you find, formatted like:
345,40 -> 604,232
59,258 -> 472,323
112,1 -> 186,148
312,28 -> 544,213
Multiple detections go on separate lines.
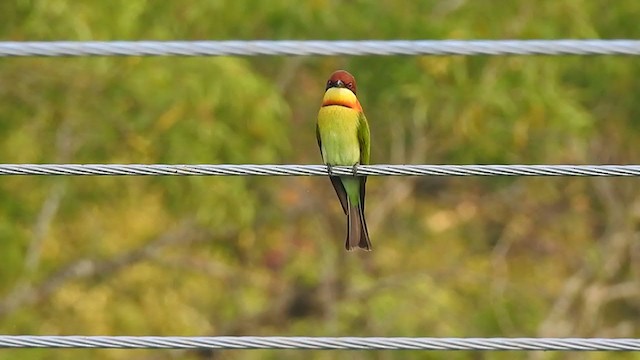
347,82 -> 353,89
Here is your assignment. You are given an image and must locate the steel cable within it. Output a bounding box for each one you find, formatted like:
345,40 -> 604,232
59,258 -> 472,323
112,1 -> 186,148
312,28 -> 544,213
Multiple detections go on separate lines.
0,336 -> 638,350
1,40 -> 639,57
1,164 -> 640,176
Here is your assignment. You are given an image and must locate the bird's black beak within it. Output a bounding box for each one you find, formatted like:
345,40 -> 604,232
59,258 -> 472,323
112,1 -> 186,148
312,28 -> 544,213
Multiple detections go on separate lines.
326,79 -> 346,90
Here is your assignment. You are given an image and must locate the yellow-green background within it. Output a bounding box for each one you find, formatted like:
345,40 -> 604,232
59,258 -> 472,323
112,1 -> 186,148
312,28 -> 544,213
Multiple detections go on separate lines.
0,1 -> 639,359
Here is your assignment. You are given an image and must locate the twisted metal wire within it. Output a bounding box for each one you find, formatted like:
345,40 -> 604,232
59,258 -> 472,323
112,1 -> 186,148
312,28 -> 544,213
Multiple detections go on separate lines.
0,336 -> 638,350
1,40 -> 639,57
1,164 -> 640,177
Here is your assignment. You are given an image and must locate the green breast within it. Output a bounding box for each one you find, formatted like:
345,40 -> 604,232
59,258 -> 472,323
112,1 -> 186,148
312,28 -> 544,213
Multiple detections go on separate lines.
317,106 -> 361,166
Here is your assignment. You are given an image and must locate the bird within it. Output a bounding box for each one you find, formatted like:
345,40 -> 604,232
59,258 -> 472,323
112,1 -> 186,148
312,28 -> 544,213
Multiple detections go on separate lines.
316,70 -> 372,251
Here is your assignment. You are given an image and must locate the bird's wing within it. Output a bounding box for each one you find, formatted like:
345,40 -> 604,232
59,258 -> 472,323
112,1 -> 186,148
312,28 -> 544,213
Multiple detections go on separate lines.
357,112 -> 370,210
357,112 -> 370,165
330,176 -> 349,215
315,123 -> 323,161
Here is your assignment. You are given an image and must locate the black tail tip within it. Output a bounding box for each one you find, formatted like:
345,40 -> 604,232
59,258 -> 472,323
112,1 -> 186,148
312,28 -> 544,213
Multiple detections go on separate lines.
345,243 -> 372,251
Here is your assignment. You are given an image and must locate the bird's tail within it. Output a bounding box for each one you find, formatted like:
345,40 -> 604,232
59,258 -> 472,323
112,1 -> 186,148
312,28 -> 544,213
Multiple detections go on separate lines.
346,199 -> 371,251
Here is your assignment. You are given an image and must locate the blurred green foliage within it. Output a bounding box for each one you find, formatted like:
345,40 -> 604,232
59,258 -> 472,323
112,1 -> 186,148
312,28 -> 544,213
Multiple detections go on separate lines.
0,1 -> 639,359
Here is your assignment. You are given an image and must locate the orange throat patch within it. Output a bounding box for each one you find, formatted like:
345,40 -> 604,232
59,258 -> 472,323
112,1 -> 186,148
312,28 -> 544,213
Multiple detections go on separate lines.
321,88 -> 362,111
321,99 -> 361,110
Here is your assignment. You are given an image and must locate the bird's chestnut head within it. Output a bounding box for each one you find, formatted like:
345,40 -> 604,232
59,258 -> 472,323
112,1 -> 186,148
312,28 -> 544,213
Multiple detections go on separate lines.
326,70 -> 357,94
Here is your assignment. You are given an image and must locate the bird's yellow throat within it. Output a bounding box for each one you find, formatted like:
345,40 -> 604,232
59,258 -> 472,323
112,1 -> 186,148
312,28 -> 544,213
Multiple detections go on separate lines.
322,88 -> 361,111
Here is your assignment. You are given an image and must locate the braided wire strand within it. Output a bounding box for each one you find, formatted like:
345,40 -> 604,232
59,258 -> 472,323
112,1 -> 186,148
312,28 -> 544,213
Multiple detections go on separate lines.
1,164 -> 640,176
1,40 -> 640,57
0,336 -> 638,350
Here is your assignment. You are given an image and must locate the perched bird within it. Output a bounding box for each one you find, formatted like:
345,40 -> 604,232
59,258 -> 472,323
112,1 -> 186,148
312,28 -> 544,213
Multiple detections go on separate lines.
316,70 -> 371,251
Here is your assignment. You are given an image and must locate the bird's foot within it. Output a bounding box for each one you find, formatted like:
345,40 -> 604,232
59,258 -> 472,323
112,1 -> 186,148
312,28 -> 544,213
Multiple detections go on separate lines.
327,164 -> 334,176
352,164 -> 359,176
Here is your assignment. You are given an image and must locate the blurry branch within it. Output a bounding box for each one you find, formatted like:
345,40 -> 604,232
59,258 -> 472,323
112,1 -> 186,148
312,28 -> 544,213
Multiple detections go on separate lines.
604,281 -> 640,302
345,271 -> 435,301
25,121 -> 74,273
25,183 -> 65,272
537,268 -> 591,337
149,254 -> 233,279
0,220 -> 212,319
490,226 -> 517,334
